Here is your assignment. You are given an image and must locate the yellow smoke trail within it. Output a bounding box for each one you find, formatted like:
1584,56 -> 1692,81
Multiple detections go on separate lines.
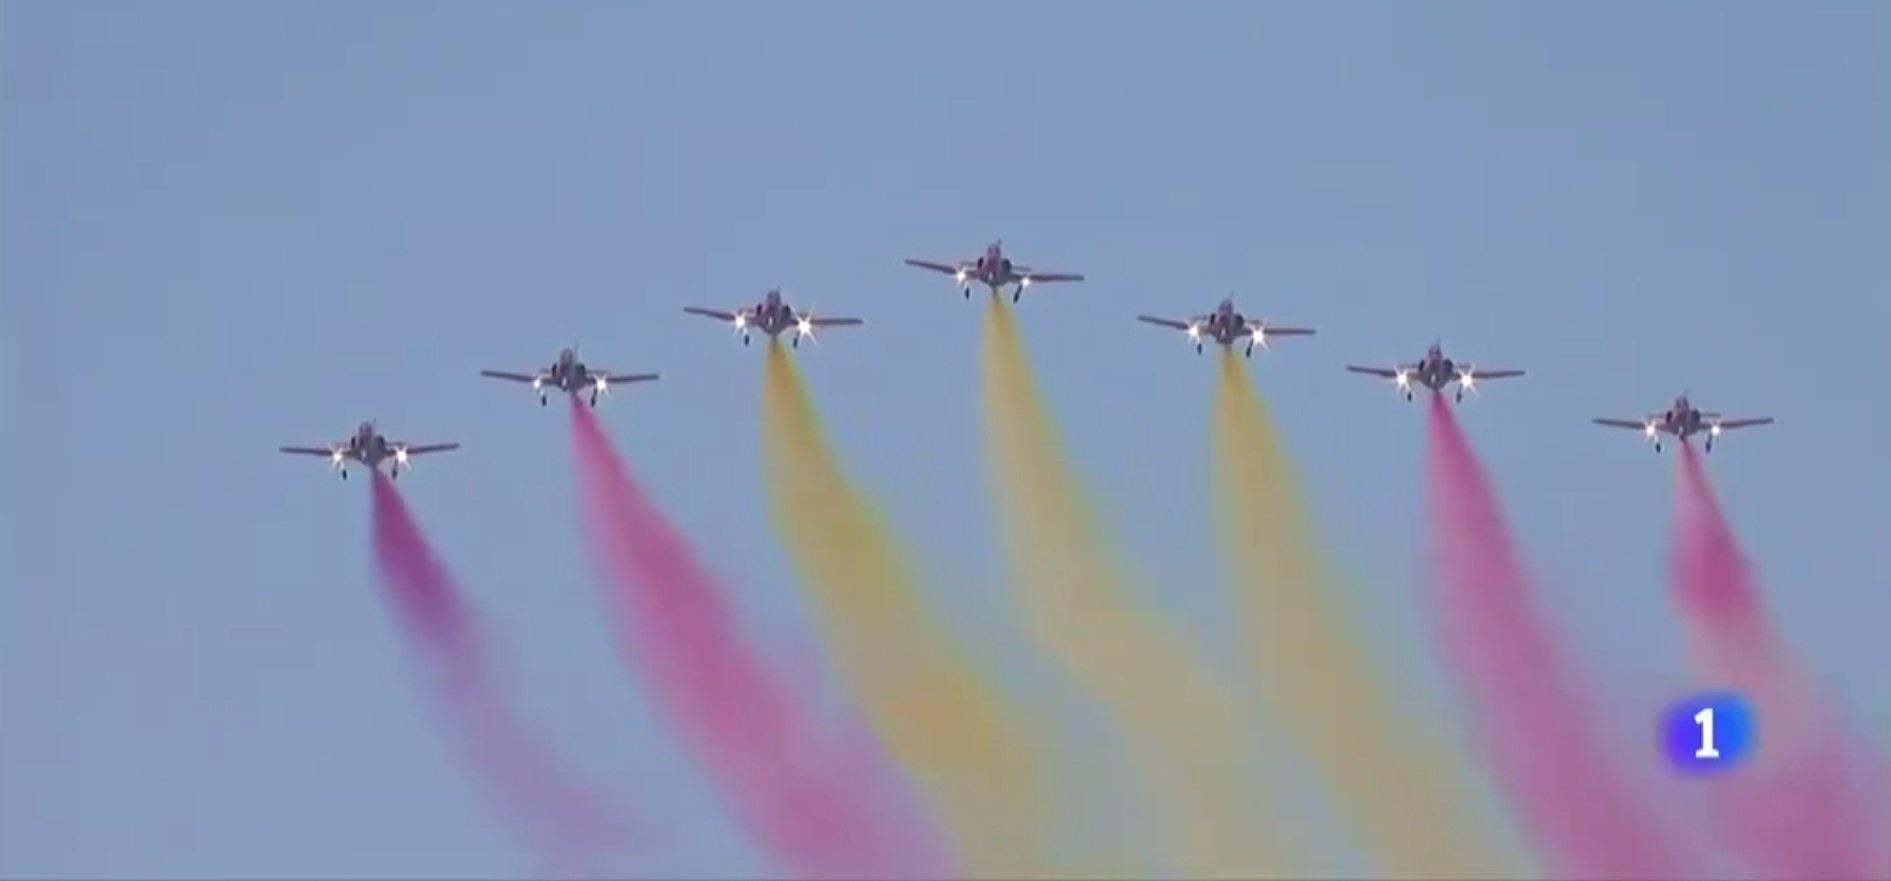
761,343 -> 1055,876
980,300 -> 1286,878
1211,350 -> 1514,878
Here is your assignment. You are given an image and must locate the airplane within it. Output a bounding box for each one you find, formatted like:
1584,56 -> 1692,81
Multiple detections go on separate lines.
904,240 -> 1084,302
279,421 -> 459,480
481,347 -> 659,407
1136,297 -> 1314,357
683,288 -> 862,348
1593,394 -> 1773,453
1346,342 -> 1524,402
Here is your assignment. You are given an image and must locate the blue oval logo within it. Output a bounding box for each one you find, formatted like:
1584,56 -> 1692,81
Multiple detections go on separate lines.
1663,691 -> 1755,774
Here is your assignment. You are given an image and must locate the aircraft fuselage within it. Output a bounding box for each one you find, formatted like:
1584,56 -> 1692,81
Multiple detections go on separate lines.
1200,307 -> 1248,345
545,360 -> 601,393
734,293 -> 801,339
336,429 -> 398,470
1408,354 -> 1460,392
1660,407 -> 1706,438
969,245 -> 1018,290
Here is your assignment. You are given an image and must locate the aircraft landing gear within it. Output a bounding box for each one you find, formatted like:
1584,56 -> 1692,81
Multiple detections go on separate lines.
590,392 -> 599,407
1455,390 -> 1464,403
539,395 -> 548,407
742,335 -> 751,346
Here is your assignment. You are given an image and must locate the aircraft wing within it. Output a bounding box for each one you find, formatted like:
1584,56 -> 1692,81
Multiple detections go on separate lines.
601,372 -> 660,385
1713,417 -> 1774,430
1592,418 -> 1652,430
1346,365 -> 1401,378
1255,324 -> 1315,336
903,258 -> 964,276
1137,315 -> 1192,331
480,370 -> 541,384
395,442 -> 461,456
684,306 -> 739,322
807,317 -> 862,328
279,445 -> 337,456
1019,270 -> 1084,283
1469,369 -> 1524,379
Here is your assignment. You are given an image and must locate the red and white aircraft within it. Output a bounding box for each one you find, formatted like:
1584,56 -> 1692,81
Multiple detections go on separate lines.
685,289 -> 861,348
1593,394 -> 1773,453
1348,342 -> 1523,402
481,347 -> 658,407
279,421 -> 458,480
1137,297 -> 1314,357
904,240 -> 1084,303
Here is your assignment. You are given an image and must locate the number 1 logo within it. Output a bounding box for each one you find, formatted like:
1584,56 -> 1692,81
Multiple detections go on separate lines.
1666,692 -> 1754,773
1693,707 -> 1719,758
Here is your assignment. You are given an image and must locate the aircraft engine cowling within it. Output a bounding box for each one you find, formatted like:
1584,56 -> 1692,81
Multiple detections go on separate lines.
1000,258 -> 1013,275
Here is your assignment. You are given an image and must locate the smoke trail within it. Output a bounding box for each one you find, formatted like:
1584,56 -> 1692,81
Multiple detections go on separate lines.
1424,395 -> 1685,876
567,402 -> 948,879
1209,352 -> 1509,878
367,473 -> 627,872
760,343 -> 1056,875
1671,446 -> 1779,661
1670,446 -> 1890,879
979,299 -> 1286,877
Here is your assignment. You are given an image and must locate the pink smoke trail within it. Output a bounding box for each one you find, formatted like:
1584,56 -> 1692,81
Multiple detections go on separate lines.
1670,445 -> 1890,879
1424,395 -> 1687,877
368,472 -> 629,873
566,402 -> 949,879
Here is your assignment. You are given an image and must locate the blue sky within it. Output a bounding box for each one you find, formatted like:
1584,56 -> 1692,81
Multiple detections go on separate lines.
3,2 -> 1887,877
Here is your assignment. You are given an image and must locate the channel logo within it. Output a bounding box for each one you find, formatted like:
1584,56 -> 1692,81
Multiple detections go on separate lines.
1663,691 -> 1755,773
